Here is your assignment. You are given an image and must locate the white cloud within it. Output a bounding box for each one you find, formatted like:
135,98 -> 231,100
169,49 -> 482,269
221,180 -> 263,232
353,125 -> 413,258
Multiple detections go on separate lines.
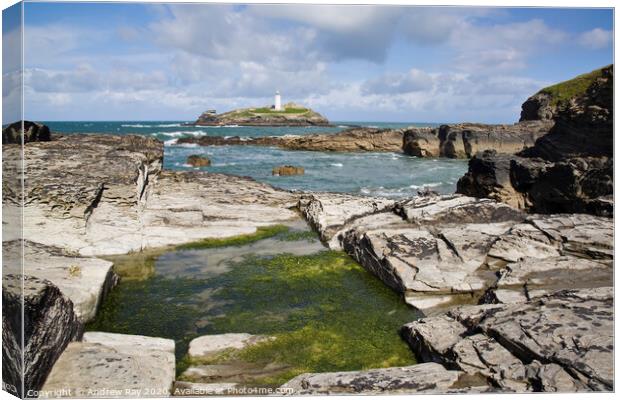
362,69 -> 434,95
578,28 -> 612,49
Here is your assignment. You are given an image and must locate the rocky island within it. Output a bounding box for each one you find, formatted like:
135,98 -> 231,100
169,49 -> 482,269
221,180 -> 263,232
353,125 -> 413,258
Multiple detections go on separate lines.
192,102 -> 330,127
1,64 -> 614,397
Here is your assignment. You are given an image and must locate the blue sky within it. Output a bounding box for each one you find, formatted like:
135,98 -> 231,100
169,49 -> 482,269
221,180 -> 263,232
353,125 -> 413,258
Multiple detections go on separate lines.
2,2 -> 614,123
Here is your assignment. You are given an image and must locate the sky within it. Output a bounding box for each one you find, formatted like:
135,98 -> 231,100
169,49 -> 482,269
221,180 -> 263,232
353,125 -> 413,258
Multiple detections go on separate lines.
2,2 -> 614,123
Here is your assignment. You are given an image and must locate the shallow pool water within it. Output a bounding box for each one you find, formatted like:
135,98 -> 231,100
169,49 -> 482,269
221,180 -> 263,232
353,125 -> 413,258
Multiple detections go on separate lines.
86,221 -> 421,386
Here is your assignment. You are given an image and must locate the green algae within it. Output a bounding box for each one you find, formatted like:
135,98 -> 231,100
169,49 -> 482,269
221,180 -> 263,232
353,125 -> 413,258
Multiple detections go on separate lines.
538,66 -> 606,107
175,225 -> 289,250
87,226 -> 420,387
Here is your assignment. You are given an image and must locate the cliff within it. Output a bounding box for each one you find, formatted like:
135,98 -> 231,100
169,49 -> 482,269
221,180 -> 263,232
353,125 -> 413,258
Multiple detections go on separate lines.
193,103 -> 330,126
457,65 -> 613,216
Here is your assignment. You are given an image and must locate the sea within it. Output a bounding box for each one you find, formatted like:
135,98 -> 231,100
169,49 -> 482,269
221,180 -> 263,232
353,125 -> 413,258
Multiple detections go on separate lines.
43,121 -> 468,198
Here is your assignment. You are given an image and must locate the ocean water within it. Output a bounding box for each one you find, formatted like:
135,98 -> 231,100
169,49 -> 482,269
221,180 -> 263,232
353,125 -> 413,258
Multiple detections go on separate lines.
44,121 -> 467,197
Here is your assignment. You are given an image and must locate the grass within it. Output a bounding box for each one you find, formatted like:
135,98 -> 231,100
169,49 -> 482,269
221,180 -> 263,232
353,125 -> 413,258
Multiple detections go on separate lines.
251,107 -> 309,114
175,225 -> 290,250
538,66 -> 605,107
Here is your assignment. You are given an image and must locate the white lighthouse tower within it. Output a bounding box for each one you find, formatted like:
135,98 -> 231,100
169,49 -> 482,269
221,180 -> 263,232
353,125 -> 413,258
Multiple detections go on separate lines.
274,90 -> 282,111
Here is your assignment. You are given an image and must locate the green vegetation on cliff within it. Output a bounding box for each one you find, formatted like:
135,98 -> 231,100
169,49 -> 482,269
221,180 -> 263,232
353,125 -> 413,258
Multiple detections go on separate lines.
538,65 -> 607,106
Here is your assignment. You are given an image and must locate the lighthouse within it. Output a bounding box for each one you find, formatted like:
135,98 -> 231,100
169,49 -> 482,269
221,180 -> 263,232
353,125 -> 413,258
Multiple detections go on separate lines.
274,90 -> 282,111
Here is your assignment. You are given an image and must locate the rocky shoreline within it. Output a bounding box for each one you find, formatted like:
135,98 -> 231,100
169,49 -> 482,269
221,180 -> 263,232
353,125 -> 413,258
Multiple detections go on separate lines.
2,64 -> 614,396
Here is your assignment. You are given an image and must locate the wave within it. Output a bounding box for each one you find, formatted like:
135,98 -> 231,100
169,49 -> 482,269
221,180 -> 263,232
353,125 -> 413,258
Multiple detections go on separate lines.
164,139 -> 178,146
122,123 -> 182,128
330,163 -> 344,167
156,130 -> 208,137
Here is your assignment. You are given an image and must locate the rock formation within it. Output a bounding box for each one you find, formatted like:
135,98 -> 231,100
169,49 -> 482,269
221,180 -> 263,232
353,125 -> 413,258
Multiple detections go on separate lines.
402,121 -> 553,158
42,332 -> 176,397
186,154 -> 211,167
281,363 -> 491,394
299,192 -> 612,311
176,127 -> 405,153
457,65 -> 613,216
2,120 -> 52,144
193,104 -> 330,126
402,287 -> 613,391
2,274 -> 83,397
2,134 -> 298,256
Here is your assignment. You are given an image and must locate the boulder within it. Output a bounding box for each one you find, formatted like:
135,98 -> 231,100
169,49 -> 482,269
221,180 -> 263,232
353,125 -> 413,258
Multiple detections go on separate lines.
41,332 -> 175,398
2,275 -> 83,397
280,363 -> 493,394
2,120 -> 51,144
401,287 -> 613,391
186,155 -> 211,167
272,165 -> 304,176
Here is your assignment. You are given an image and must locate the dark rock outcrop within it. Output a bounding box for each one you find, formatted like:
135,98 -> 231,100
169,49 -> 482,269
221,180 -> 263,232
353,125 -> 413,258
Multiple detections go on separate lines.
520,92 -> 556,121
2,275 -> 83,397
176,127 -> 405,153
187,154 -> 211,167
457,65 -> 613,216
2,121 -> 51,144
402,121 -> 553,158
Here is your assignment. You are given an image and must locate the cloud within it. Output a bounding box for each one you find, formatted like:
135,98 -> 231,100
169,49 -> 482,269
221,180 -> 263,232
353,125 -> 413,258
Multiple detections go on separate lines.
448,19 -> 568,72
25,65 -> 169,93
362,69 -> 434,94
578,28 -> 612,49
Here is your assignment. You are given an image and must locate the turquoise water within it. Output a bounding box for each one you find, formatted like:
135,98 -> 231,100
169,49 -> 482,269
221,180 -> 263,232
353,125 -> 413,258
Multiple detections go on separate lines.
44,121 -> 467,197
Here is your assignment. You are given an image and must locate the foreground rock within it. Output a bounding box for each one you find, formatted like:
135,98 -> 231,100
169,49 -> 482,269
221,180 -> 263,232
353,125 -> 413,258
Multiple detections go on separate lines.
2,274 -> 83,397
281,363 -> 492,394
188,333 -> 272,360
180,333 -> 281,386
42,332 -> 175,398
299,193 -> 612,310
6,240 -> 118,322
402,287 -> 613,391
458,65 -> 613,216
193,103 -> 330,126
403,121 -> 552,158
2,120 -> 52,144
2,134 -> 298,255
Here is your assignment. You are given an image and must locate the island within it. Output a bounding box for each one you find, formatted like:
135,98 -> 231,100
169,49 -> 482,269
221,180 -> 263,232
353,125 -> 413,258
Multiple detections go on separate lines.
192,93 -> 330,126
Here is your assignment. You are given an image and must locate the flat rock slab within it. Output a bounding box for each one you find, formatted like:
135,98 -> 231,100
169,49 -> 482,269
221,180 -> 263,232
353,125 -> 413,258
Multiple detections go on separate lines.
298,192 -> 613,311
181,333 -> 281,385
280,363 -> 492,394
402,287 -> 613,392
10,240 -> 118,322
41,332 -> 175,398
10,135 -> 299,256
188,333 -> 272,360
